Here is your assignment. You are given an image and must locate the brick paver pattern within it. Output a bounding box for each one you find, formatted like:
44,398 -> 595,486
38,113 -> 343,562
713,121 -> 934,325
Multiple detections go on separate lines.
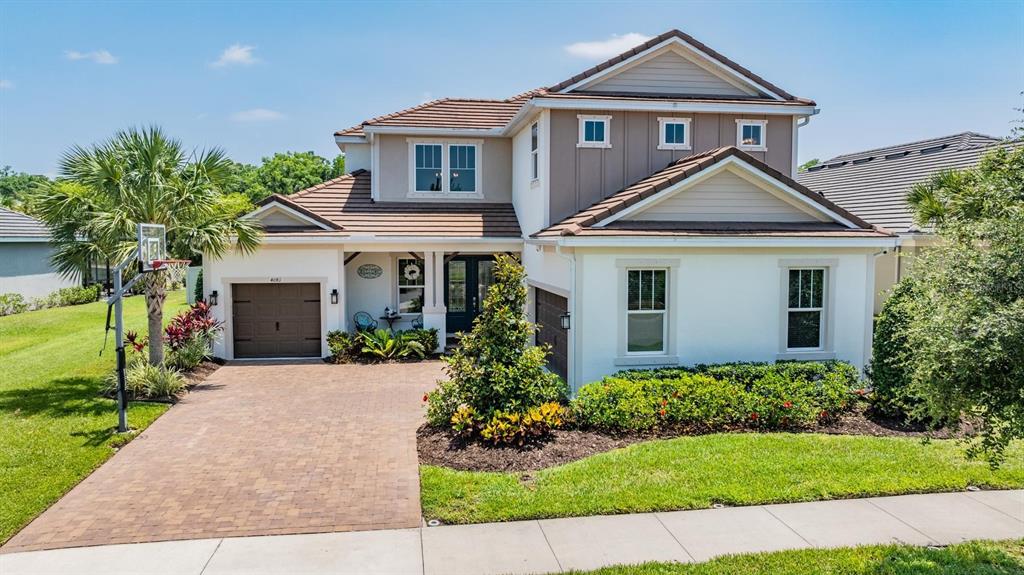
2,361 -> 442,553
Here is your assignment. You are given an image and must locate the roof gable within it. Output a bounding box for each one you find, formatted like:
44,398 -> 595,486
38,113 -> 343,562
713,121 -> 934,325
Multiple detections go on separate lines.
248,196 -> 341,231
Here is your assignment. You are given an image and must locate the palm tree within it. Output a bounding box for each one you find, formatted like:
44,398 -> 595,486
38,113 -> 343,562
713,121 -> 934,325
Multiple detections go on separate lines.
34,126 -> 261,365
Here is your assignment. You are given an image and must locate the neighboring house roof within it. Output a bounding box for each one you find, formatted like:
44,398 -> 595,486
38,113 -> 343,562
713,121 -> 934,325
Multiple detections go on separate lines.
336,29 -> 813,137
259,170 -> 522,238
535,147 -> 889,239
798,132 -> 1017,233
0,207 -> 51,240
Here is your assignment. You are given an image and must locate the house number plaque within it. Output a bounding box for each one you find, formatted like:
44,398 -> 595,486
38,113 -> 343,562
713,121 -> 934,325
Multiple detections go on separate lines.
357,264 -> 383,279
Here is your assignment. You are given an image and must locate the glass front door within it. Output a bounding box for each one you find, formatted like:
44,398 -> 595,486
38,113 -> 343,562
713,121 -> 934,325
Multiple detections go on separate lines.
445,256 -> 495,333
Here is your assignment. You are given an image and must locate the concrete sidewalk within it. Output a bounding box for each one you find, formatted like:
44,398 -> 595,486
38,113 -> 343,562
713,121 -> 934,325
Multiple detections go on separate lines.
3,490 -> 1021,575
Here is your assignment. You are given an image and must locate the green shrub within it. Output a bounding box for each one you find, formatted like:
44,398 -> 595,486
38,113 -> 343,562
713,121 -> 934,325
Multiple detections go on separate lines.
193,268 -> 204,302
428,255 -> 568,430
404,328 -> 439,355
105,360 -> 187,399
479,403 -> 567,446
573,361 -> 859,432
358,329 -> 425,360
168,336 -> 208,370
868,279 -> 928,423
55,284 -> 101,306
326,330 -> 359,362
0,293 -> 28,316
426,379 -> 463,427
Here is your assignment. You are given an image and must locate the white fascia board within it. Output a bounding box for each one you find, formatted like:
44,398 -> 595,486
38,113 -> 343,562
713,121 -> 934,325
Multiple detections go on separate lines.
591,155 -> 860,230
555,236 -> 899,249
532,97 -> 817,117
361,126 -> 504,137
261,235 -> 524,248
244,202 -> 334,231
0,236 -> 51,243
558,37 -> 785,101
335,135 -> 368,144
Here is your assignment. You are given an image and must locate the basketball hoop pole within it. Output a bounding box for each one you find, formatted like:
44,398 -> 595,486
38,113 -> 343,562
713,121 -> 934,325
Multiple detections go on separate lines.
107,248 -> 147,433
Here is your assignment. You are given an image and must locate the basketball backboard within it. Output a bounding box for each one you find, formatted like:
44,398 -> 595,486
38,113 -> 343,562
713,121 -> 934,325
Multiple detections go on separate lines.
137,223 -> 167,272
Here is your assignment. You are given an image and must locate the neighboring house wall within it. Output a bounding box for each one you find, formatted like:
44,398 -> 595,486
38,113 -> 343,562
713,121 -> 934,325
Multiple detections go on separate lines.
571,247 -> 875,389
548,109 -> 795,223
375,134 -> 513,202
0,242 -> 78,299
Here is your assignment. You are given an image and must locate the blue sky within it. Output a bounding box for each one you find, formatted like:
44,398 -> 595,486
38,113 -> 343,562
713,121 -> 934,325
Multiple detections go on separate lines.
1,1 -> 1021,175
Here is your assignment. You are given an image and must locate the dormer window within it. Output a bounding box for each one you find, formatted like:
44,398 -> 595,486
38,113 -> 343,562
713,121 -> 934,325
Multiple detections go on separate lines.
408,140 -> 482,197
658,117 -> 692,150
577,115 -> 611,148
736,119 -> 767,151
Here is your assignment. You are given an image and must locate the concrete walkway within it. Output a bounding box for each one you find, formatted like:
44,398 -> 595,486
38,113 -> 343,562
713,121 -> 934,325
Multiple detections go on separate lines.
3,490 -> 1021,575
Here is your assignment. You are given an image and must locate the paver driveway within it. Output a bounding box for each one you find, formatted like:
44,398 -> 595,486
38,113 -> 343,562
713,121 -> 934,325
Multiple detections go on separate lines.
1,361 -> 443,553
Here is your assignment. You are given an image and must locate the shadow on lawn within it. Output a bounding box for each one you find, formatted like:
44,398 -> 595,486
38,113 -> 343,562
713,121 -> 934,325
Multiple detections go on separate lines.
0,376 -> 113,419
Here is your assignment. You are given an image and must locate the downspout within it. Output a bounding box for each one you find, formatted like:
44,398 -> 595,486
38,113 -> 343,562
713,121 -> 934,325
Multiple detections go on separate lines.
554,243 -> 577,393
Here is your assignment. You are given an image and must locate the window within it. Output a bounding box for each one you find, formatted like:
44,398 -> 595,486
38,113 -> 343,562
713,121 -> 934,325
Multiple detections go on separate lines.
397,258 -> 425,314
448,145 -> 476,192
786,268 -> 824,349
736,119 -> 767,151
658,117 -> 692,150
414,144 -> 443,192
577,115 -> 611,148
626,269 -> 667,353
530,122 -> 539,180
408,140 -> 482,196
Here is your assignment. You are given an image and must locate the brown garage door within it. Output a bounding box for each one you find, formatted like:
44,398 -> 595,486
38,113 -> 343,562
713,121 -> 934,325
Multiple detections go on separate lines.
232,283 -> 322,358
535,288 -> 568,380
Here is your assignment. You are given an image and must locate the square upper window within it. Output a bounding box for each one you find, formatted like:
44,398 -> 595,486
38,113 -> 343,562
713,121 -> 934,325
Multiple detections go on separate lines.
736,119 -> 767,151
408,140 -> 482,197
577,115 -> 611,148
658,117 -> 692,150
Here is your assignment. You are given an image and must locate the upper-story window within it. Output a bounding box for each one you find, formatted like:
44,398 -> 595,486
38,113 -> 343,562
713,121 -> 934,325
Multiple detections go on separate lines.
658,117 -> 692,151
736,119 -> 767,151
530,122 -> 539,180
577,115 -> 611,148
409,140 -> 482,197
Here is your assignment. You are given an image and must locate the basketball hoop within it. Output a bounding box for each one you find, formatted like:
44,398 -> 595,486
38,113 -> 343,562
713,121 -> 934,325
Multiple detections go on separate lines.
150,258 -> 192,286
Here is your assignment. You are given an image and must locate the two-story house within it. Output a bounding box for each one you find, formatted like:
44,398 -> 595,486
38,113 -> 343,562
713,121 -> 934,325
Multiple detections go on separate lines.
204,29 -> 897,390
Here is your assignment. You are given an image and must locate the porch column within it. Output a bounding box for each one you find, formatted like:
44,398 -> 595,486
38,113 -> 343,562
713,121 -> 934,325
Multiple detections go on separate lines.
422,250 -> 446,351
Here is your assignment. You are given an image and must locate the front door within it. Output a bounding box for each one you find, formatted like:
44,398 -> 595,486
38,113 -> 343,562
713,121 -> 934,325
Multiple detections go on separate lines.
445,256 -> 495,333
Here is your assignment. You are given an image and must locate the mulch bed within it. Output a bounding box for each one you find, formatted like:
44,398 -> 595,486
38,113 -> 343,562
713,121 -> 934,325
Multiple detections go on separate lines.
417,405 -> 962,473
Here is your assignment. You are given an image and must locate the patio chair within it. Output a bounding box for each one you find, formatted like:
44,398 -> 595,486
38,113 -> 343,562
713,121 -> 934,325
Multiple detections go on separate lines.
411,314 -> 424,329
353,311 -> 378,332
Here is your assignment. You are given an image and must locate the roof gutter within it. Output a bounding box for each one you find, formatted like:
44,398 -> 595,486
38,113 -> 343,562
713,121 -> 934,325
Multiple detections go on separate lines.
530,97 -> 818,117
361,126 -> 504,137
548,235 -> 900,249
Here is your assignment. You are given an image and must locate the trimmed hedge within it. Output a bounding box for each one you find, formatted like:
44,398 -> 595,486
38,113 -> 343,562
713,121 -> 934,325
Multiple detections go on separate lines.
868,280 -> 927,423
571,361 -> 860,432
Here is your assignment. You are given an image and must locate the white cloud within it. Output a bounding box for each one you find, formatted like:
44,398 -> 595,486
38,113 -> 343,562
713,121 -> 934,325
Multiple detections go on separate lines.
211,44 -> 258,68
65,49 -> 119,64
0,79 -> 12,90
564,33 -> 653,60
230,108 -> 284,122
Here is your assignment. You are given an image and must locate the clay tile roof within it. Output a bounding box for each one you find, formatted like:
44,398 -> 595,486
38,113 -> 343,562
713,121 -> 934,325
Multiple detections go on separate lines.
547,29 -> 810,103
268,170 -> 521,238
535,146 -> 885,239
334,95 -> 539,137
0,207 -> 51,239
798,133 -> 1019,233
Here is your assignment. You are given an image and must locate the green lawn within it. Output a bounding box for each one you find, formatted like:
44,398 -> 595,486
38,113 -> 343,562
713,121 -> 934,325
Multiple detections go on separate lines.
421,433 -> 1024,525
572,540 -> 1024,575
0,290 -> 187,544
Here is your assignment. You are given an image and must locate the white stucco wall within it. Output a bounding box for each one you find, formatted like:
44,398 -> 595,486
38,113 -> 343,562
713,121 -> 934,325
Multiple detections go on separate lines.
571,247 -> 875,388
204,246 -> 345,359
344,252 -> 425,333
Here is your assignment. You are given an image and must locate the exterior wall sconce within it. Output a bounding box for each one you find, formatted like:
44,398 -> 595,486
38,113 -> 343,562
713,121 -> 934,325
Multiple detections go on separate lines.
560,312 -> 571,330
209,291 -> 218,306
330,289 -> 339,304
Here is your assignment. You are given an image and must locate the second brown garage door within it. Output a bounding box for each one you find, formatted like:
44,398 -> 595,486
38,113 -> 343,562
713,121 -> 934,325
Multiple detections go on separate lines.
232,283 -> 322,358
535,288 -> 568,380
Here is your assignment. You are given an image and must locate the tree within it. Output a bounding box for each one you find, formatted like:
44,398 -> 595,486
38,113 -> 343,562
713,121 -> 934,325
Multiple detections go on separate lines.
907,147 -> 1024,227
798,158 -> 820,172
223,152 -> 345,203
34,126 -> 262,365
0,166 -> 49,212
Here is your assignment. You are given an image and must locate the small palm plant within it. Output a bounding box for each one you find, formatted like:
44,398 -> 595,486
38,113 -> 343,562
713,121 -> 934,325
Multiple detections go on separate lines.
358,329 -> 425,360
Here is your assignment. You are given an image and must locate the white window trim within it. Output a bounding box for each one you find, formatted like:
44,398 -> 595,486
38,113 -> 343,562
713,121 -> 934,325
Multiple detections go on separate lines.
736,119 -> 768,152
394,255 -> 426,317
407,139 -> 484,199
530,121 -> 540,182
615,259 -> 680,366
577,114 -> 612,149
778,259 -> 837,360
657,117 -> 692,151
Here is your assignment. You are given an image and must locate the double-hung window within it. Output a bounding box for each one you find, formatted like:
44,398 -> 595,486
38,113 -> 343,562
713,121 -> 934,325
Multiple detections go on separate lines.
786,268 -> 825,350
626,269 -> 668,353
736,119 -> 767,151
397,257 -> 425,314
658,117 -> 691,150
530,122 -> 539,180
410,141 -> 481,196
577,115 -> 611,148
